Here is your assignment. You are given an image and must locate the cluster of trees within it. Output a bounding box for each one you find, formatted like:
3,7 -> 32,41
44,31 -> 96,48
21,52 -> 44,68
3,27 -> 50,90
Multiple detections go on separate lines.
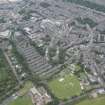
31,35 -> 51,57
76,17 -> 97,28
18,8 -> 32,21
45,46 -> 66,66
32,42 -> 46,56
64,0 -> 105,13
0,17 -> 6,23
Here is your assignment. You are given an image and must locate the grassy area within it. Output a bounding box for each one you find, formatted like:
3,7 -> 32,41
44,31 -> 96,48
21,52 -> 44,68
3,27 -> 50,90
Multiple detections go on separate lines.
9,95 -> 32,105
0,50 -> 11,81
48,74 -> 81,99
76,96 -> 105,105
18,81 -> 33,96
0,49 -> 17,102
0,67 -> 8,81
8,81 -> 33,105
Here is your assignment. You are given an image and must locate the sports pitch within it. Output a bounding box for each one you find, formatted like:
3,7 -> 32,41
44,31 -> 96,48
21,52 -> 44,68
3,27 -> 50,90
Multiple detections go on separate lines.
48,74 -> 81,99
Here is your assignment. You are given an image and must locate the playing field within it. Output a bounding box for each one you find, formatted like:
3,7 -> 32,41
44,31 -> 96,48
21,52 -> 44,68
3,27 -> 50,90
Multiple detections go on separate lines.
76,96 -> 105,105
48,74 -> 81,99
9,95 -> 32,105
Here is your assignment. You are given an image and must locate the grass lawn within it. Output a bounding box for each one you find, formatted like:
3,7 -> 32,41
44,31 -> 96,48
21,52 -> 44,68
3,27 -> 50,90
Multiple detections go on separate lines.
0,68 -> 8,81
48,74 -> 81,99
0,50 -> 10,81
76,96 -> 105,105
8,81 -> 33,105
0,49 -> 17,101
18,81 -> 33,96
9,95 -> 32,105
0,49 -> 16,81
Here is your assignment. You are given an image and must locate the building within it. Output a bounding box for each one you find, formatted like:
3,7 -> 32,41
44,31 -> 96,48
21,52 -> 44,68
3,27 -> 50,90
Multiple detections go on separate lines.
30,87 -> 52,105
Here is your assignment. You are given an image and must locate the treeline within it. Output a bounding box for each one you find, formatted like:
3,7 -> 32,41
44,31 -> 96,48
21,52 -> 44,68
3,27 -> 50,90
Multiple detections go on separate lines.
64,0 -> 105,13
76,17 -> 97,28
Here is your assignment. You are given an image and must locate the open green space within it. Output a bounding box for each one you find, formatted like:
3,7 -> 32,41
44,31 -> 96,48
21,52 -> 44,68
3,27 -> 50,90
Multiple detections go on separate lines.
76,96 -> 105,105
0,49 -> 17,102
9,95 -> 32,105
8,81 -> 33,105
18,81 -> 33,96
48,74 -> 81,99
